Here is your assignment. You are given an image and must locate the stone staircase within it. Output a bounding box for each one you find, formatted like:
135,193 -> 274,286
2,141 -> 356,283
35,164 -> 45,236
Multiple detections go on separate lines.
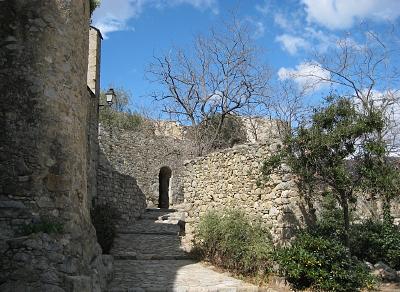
107,207 -> 259,291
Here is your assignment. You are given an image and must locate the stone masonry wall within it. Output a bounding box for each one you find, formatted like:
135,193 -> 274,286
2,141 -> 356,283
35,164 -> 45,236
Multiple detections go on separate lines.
0,1 -> 111,291
98,125 -> 195,209
183,141 -> 307,244
182,143 -> 400,247
86,27 -> 102,207
96,148 -> 147,223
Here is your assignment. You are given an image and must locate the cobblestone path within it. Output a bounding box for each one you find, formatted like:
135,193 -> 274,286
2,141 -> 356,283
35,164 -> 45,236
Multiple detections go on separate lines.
107,208 -> 260,291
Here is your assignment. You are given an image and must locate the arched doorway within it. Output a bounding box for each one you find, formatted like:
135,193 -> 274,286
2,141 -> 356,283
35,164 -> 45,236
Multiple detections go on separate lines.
158,166 -> 172,208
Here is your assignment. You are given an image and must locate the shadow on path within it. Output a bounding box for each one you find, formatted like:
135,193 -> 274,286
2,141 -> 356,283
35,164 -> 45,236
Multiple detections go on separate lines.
107,208 -> 258,291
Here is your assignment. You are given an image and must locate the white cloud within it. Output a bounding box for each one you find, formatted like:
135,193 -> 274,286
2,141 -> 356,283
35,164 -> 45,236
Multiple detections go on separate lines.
302,0 -> 400,30
245,18 -> 266,39
274,13 -> 292,31
92,0 -> 218,38
254,21 -> 266,39
275,34 -> 309,55
255,1 -> 270,15
278,62 -> 331,91
355,89 -> 400,154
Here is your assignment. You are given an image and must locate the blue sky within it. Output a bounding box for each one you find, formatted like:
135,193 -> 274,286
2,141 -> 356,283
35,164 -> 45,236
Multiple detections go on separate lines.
92,0 -> 400,114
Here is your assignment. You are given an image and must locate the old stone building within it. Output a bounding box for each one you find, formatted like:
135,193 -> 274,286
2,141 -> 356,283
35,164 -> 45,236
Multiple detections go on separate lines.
0,1 -> 112,291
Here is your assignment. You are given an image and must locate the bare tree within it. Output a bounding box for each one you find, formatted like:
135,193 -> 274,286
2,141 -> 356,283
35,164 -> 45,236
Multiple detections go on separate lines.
268,79 -> 311,138
147,16 -> 271,155
286,27 -> 400,153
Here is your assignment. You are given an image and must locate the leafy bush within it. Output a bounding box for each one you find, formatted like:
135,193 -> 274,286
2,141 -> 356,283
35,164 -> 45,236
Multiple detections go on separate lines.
307,192 -> 347,243
350,220 -> 400,269
90,0 -> 101,15
91,203 -> 120,254
22,216 -> 63,235
308,193 -> 400,270
99,108 -> 144,131
193,210 -> 273,278
276,233 -> 375,291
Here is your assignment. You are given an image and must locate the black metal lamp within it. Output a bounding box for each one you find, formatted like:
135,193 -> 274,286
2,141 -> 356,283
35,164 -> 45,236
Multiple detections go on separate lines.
105,88 -> 115,106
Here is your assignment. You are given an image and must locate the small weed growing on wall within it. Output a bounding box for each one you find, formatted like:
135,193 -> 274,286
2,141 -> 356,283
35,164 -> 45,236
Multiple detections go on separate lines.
91,203 -> 120,254
193,209 -> 273,281
22,217 -> 63,235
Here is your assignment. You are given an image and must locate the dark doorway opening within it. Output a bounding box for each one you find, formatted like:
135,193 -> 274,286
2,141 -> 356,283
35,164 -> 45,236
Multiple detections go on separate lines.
158,166 -> 172,208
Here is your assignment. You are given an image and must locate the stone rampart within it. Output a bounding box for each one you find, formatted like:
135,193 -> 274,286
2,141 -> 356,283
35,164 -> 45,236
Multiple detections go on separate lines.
96,149 -> 147,223
0,1 -> 111,291
182,143 -> 400,247
98,125 -> 195,209
182,141 -> 306,244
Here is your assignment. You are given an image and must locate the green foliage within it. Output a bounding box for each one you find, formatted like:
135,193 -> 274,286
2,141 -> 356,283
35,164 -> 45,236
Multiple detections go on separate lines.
261,152 -> 283,178
358,141 -> 400,223
98,88 -> 147,131
99,107 -> 144,131
262,97 -> 388,247
199,114 -> 247,150
350,220 -> 400,270
91,203 -> 120,254
22,217 -> 63,235
307,192 -> 347,242
90,0 -> 101,15
276,233 -> 375,291
284,98 -> 378,193
193,210 -> 273,278
307,196 -> 400,270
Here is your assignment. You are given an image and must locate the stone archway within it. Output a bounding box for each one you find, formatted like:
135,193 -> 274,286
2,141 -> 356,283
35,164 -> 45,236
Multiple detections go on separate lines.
158,166 -> 172,208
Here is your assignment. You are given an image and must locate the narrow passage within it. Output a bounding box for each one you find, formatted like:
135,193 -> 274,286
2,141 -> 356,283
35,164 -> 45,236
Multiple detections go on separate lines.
107,207 -> 259,291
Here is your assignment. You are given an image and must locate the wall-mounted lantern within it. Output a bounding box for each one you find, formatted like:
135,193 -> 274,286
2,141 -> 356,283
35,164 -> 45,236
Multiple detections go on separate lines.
105,88 -> 115,105
99,88 -> 115,107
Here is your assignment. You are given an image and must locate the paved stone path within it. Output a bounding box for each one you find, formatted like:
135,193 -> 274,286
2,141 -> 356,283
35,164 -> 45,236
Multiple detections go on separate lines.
107,208 -> 260,291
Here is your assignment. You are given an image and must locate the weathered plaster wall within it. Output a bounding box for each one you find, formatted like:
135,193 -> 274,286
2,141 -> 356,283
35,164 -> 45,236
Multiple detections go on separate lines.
0,1 -> 111,291
182,141 -> 307,245
98,126 -> 195,209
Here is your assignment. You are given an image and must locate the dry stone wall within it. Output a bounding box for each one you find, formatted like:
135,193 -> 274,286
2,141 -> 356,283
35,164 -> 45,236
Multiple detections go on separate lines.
182,141 -> 307,244
0,1 -> 111,291
182,143 -> 400,246
97,125 -> 195,210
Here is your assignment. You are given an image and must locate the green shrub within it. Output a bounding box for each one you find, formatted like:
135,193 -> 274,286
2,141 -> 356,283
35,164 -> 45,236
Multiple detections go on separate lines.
307,192 -> 347,243
90,0 -> 101,15
22,217 -> 63,235
308,193 -> 400,270
193,210 -> 273,278
99,108 -> 144,131
91,203 -> 120,254
276,233 -> 375,291
350,220 -> 400,269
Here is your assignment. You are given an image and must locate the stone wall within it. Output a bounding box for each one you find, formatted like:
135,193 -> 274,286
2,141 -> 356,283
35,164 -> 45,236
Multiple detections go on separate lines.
182,142 -> 400,247
98,125 -> 195,209
86,27 -> 102,207
182,141 -> 307,244
96,148 -> 147,223
0,1 -> 111,291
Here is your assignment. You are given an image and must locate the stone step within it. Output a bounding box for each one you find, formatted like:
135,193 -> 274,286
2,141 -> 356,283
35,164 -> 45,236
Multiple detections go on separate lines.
113,254 -> 192,260
108,260 -> 259,292
117,219 -> 181,235
111,233 -> 189,260
141,209 -> 185,221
